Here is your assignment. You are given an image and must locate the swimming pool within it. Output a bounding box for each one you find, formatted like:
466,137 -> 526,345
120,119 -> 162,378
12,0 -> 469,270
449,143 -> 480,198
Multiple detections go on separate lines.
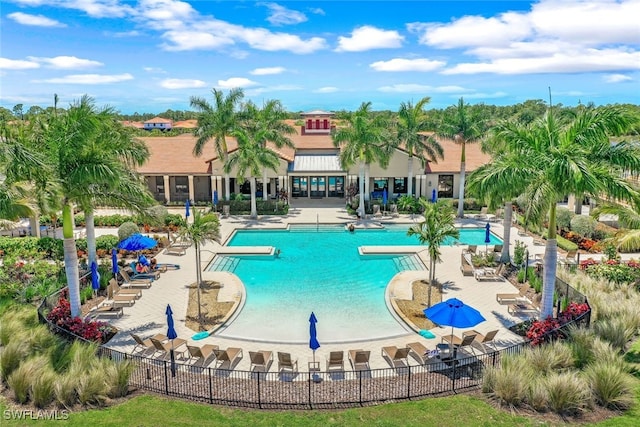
210,226 -> 502,343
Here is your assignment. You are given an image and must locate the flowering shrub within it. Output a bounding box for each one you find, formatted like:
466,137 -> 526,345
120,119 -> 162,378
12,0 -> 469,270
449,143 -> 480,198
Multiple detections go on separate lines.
46,296 -> 112,343
526,302 -> 590,345
579,258 -> 598,270
586,262 -> 640,285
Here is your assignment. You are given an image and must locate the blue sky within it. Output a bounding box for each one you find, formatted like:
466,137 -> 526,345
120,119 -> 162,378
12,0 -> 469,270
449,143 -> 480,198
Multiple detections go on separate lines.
1,0 -> 639,114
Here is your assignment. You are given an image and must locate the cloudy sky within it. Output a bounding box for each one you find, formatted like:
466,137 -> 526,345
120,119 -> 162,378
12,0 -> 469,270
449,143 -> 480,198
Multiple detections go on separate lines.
1,0 -> 638,114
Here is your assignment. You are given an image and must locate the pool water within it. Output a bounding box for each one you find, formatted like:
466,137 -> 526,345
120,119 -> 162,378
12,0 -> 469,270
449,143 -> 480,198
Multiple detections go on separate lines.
211,226 -> 501,343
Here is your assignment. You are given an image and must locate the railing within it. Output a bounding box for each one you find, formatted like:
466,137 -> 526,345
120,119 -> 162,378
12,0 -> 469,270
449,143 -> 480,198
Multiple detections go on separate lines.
37,282 -> 591,409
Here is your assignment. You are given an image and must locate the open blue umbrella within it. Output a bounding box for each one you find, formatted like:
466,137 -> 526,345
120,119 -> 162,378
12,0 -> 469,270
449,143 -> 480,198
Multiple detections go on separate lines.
382,188 -> 388,207
432,188 -> 437,203
424,298 -> 485,354
111,248 -> 119,279
117,233 -> 157,252
185,199 -> 190,218
166,304 -> 178,377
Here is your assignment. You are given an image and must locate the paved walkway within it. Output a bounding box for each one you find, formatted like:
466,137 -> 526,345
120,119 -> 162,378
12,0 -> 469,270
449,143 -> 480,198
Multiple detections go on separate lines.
92,202 -> 544,372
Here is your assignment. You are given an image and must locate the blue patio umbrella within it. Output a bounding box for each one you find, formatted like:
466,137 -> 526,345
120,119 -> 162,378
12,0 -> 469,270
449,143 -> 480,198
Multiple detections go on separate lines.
166,304 -> 178,377
91,260 -> 100,293
309,312 -> 321,374
382,188 -> 388,207
424,298 -> 486,354
117,233 -> 158,252
111,248 -> 119,279
432,188 -> 437,203
185,199 -> 190,218
213,190 -> 219,210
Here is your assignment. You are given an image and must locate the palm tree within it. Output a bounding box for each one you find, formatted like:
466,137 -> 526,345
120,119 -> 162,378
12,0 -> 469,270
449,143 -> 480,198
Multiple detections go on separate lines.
396,97 -> 443,197
407,200 -> 459,307
191,88 -> 245,201
488,105 -> 640,318
176,208 -> 220,330
40,95 -> 154,317
240,100 -> 294,201
591,203 -> 640,252
332,102 -> 391,218
226,125 -> 281,219
436,98 -> 486,218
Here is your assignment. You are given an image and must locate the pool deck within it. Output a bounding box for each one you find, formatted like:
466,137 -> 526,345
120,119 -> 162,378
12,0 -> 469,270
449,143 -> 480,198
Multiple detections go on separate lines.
97,201 -> 547,371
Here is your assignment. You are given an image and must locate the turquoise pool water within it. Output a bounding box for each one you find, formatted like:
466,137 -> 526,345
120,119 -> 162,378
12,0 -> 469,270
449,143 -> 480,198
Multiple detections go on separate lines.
211,226 -> 502,343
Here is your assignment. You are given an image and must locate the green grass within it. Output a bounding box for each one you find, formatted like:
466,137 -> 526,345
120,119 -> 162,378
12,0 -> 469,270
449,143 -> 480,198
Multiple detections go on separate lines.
0,394 -> 544,427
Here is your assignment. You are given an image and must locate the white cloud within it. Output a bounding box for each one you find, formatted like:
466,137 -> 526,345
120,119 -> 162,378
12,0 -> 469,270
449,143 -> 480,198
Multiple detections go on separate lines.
14,0 -> 136,19
377,84 -> 469,93
8,12 -> 66,27
109,30 -> 141,38
27,56 -> 103,69
442,48 -> 640,75
336,26 -> 404,52
239,28 -> 327,54
160,78 -> 207,89
314,87 -> 339,93
308,8 -> 325,15
217,77 -> 259,89
0,57 -> 40,70
250,67 -> 286,75
34,74 -> 134,84
161,31 -> 235,51
262,3 -> 307,26
603,73 -> 632,83
144,67 -> 166,74
370,58 -> 445,72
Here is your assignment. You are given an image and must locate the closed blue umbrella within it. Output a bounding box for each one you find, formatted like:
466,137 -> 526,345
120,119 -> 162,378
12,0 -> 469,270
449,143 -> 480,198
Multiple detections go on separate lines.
117,233 -> 157,251
185,199 -> 190,218
424,298 -> 485,355
432,188 -> 437,203
382,188 -> 388,208
309,312 -> 320,371
213,190 -> 219,207
111,248 -> 119,279
91,261 -> 100,292
166,304 -> 178,377
485,222 -> 491,252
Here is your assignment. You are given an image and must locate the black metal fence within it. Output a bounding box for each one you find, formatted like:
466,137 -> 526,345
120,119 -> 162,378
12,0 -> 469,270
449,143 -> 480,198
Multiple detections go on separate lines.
37,284 -> 591,409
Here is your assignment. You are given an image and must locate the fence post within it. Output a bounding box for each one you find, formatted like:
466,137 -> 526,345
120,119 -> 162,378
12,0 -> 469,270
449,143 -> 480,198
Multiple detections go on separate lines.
407,365 -> 411,399
208,367 -> 213,404
359,373 -> 363,406
257,373 -> 262,409
163,360 -> 169,395
308,372 -> 312,410
452,359 -> 457,393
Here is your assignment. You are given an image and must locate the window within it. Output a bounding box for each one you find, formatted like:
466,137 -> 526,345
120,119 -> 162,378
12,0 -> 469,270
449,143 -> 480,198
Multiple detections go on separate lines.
438,174 -> 453,198
393,178 -> 406,193
155,176 -> 164,193
373,178 -> 387,191
175,177 -> 188,194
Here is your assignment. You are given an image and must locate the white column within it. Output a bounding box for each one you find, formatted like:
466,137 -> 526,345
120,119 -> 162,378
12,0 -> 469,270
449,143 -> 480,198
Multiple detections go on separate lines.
188,175 -> 195,202
163,175 -> 170,204
567,194 -> 576,211
421,175 -> 428,198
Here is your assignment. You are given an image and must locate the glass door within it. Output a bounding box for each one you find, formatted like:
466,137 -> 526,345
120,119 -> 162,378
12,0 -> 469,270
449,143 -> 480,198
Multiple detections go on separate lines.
292,177 -> 308,198
328,176 -> 345,197
310,176 -> 325,198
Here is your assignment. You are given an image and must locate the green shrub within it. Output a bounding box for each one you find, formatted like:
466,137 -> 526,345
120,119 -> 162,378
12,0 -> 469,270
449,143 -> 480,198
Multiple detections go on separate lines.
71,341 -> 99,372
0,341 -> 28,381
76,369 -> 109,405
164,213 -> 184,227
31,367 -> 56,408
529,273 -> 543,293
544,371 -> 590,415
104,359 -> 134,398
526,379 -> 549,412
556,234 -> 579,251
143,205 -> 169,227
512,240 -> 526,266
118,221 -> 140,241
594,318 -> 635,351
96,234 -> 120,252
570,215 -> 598,238
80,285 -> 94,305
36,237 -> 64,259
583,362 -> 636,410
556,207 -> 574,231
54,373 -> 78,408
481,365 -> 497,393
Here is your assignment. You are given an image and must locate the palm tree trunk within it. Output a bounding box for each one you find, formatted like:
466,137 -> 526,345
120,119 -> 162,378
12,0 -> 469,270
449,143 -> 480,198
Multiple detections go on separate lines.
250,178 -> 258,219
358,162 -> 366,218
29,215 -> 40,238
428,257 -> 435,307
262,168 -> 268,201
195,241 -> 203,330
457,161 -> 466,218
540,204 -> 558,319
500,202 -> 513,263
407,156 -> 414,197
86,210 -> 96,268
62,204 -> 81,317
364,164 -> 370,203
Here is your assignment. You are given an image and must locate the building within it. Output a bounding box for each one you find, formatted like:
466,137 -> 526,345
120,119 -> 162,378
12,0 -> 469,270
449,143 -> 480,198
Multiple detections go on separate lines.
136,112 -> 491,204
143,117 -> 173,131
